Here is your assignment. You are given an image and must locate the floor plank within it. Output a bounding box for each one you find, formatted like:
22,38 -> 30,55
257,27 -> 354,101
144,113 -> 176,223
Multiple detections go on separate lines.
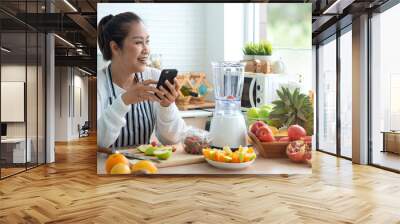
0,135 -> 399,223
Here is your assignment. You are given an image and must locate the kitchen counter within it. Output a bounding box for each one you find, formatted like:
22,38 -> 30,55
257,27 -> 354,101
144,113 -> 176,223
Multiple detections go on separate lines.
178,109 -> 213,118
97,146 -> 311,175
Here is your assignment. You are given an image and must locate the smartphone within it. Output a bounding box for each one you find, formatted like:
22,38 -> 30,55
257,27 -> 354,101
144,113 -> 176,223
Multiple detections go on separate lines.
156,69 -> 178,91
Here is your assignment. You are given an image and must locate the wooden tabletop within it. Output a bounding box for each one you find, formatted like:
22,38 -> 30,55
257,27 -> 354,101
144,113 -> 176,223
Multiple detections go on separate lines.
97,145 -> 311,175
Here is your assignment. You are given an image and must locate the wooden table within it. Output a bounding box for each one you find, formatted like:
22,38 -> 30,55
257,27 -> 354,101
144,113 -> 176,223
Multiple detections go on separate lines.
97,146 -> 311,175
381,131 -> 400,154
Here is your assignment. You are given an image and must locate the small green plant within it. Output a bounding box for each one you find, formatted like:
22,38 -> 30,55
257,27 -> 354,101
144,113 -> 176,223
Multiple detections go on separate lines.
243,41 -> 273,56
242,42 -> 257,55
256,40 -> 272,56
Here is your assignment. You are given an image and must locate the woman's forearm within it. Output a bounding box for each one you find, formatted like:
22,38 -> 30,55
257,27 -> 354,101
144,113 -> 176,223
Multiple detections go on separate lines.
155,102 -> 187,145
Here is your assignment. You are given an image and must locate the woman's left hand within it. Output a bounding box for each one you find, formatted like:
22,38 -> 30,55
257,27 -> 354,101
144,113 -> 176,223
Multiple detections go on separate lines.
158,78 -> 180,107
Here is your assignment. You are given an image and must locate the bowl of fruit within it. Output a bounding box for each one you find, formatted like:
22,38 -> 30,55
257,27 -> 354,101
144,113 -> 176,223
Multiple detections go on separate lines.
248,121 -> 312,160
202,146 -> 256,170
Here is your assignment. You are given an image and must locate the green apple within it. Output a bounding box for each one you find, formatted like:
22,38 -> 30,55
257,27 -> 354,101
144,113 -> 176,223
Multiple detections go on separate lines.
248,153 -> 257,161
144,146 -> 158,156
246,107 -> 259,119
239,152 -> 246,163
137,144 -> 151,153
259,104 -> 274,118
154,149 -> 172,160
223,146 -> 232,156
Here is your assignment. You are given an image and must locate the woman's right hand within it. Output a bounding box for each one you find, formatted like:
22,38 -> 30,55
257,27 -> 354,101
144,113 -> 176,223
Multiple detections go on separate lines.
121,79 -> 164,105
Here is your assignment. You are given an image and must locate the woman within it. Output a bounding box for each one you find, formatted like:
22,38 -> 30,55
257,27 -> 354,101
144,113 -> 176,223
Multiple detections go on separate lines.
97,12 -> 186,148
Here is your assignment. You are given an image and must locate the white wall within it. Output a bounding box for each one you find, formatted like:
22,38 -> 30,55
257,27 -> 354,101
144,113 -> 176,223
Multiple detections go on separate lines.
224,3 -> 245,61
1,64 -> 46,163
55,67 -> 89,141
97,3 -> 247,76
204,3 -> 225,90
1,65 -> 32,137
98,3 -> 207,73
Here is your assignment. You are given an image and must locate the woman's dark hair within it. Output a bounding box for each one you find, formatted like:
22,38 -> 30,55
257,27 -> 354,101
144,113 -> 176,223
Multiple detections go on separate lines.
98,12 -> 142,61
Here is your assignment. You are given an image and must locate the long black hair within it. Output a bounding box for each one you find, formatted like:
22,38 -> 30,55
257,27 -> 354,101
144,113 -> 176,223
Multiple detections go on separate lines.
97,12 -> 143,61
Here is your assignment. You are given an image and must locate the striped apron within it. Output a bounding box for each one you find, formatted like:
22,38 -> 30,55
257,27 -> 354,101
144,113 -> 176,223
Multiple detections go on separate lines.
106,65 -> 155,147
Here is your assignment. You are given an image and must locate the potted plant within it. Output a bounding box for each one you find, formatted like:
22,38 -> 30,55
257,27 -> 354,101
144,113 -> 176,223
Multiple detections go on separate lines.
242,42 -> 257,60
254,40 -> 272,61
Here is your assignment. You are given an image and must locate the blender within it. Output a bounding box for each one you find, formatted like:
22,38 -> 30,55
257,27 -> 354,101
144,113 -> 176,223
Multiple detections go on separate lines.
209,62 -> 248,150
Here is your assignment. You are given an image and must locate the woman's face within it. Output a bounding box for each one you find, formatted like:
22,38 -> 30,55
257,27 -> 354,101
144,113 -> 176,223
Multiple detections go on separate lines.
117,21 -> 150,73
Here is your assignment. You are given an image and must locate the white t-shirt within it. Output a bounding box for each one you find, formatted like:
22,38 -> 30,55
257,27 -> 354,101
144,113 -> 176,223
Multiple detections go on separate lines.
97,65 -> 186,148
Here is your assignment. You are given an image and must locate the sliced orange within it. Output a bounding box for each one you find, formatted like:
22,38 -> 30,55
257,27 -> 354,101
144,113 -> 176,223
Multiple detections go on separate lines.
214,150 -> 221,161
218,152 -> 226,162
110,163 -> 131,174
203,148 -> 211,159
105,153 -> 129,174
131,160 -> 158,174
232,153 -> 240,163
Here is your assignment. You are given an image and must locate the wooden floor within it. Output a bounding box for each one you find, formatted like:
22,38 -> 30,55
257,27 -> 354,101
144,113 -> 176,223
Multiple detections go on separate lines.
373,151 -> 400,171
0,135 -> 400,224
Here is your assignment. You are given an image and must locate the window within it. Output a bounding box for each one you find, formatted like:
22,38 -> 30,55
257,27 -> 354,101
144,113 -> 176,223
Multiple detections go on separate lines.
371,3 -> 400,171
340,28 -> 352,158
317,37 -> 337,154
258,4 -> 313,92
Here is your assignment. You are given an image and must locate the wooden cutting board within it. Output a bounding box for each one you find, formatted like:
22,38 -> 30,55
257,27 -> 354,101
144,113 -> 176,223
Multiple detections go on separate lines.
116,144 -> 205,168
176,100 -> 215,111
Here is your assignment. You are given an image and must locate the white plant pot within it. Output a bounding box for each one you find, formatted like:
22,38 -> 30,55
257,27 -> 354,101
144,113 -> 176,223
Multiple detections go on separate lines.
254,55 -> 273,62
243,55 -> 255,61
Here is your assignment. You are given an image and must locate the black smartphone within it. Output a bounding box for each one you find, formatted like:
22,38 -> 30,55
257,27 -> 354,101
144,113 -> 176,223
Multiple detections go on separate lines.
156,69 -> 178,91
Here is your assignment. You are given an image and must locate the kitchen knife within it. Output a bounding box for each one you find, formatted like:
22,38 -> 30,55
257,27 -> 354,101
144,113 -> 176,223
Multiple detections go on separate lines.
97,147 -> 161,163
119,152 -> 161,163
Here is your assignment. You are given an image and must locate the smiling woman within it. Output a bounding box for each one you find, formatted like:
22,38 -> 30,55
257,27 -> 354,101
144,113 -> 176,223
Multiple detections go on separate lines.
97,12 -> 187,149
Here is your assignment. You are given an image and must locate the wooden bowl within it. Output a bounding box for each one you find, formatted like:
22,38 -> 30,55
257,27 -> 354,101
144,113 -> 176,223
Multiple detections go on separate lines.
248,131 -> 288,158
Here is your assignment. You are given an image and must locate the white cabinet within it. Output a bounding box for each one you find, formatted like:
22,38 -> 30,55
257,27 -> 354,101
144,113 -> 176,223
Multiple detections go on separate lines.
1,138 -> 32,163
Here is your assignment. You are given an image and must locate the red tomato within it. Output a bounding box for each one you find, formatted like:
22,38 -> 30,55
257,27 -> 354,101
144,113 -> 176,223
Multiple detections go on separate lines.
288,125 -> 307,141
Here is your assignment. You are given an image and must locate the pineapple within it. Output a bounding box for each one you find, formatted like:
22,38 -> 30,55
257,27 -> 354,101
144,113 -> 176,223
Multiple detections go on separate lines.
269,87 -> 314,135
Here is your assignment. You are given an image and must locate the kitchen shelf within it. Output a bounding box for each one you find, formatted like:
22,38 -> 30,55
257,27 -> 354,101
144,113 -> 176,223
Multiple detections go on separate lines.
244,72 -> 285,78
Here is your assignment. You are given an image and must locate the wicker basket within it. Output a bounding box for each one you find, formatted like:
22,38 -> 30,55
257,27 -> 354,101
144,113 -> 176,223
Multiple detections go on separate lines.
248,131 -> 288,158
